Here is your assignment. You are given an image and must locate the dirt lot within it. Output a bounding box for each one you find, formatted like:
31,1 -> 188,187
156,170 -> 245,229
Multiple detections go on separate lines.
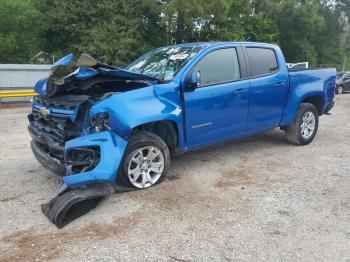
0,95 -> 349,262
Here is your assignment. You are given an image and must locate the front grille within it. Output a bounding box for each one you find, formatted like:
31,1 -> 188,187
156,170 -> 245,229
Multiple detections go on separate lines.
28,111 -> 81,161
29,112 -> 78,143
29,95 -> 91,164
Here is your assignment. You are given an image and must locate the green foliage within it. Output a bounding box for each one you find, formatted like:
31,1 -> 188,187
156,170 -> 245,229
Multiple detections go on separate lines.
0,0 -> 349,69
160,0 -> 278,43
0,0 -> 41,63
342,30 -> 350,70
272,0 -> 325,65
32,0 -> 166,66
315,3 -> 346,69
253,0 -> 348,69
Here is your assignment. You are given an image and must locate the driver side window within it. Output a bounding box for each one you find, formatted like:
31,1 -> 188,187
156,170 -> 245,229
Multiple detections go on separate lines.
192,48 -> 241,86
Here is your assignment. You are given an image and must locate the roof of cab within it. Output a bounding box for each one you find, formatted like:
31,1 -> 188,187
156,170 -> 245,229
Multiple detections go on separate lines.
163,41 -> 278,49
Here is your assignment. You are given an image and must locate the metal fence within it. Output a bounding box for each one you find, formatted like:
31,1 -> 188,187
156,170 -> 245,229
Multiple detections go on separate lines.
0,64 -> 51,103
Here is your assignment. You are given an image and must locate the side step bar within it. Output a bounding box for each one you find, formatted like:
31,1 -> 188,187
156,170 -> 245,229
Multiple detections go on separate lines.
42,183 -> 113,228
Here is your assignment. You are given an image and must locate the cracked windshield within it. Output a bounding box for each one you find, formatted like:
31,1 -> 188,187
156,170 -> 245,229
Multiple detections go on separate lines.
125,46 -> 203,81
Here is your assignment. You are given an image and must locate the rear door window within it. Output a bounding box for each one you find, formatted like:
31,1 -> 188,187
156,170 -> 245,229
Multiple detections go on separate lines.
246,47 -> 278,77
192,48 -> 241,86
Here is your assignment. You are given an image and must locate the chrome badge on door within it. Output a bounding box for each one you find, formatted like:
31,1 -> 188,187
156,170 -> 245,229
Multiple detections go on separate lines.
191,122 -> 212,129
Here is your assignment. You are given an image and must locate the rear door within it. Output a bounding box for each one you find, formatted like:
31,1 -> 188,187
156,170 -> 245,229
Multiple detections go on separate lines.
184,47 -> 250,147
244,47 -> 289,131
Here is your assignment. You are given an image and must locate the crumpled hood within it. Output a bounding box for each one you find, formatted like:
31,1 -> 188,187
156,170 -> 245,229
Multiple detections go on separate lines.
34,53 -> 158,97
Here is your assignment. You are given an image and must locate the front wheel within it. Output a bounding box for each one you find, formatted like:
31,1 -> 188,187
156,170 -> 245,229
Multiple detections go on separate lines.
116,131 -> 170,191
284,103 -> 319,145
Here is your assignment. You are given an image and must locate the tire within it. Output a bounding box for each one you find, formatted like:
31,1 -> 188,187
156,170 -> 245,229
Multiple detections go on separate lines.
115,131 -> 170,191
335,85 -> 343,95
285,103 -> 319,145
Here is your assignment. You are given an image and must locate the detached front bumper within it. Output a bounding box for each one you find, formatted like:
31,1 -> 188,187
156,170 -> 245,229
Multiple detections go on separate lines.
30,130 -> 128,188
32,131 -> 127,229
63,131 -> 127,188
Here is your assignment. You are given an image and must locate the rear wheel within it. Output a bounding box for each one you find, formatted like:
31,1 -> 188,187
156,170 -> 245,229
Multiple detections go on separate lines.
116,131 -> 170,191
285,103 -> 319,145
336,85 -> 343,95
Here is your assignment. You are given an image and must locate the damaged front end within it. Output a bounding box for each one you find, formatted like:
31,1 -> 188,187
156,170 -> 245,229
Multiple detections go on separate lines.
40,131 -> 127,228
28,53 -> 154,228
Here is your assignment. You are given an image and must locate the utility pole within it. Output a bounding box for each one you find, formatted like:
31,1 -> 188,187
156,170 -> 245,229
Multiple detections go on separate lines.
343,56 -> 347,72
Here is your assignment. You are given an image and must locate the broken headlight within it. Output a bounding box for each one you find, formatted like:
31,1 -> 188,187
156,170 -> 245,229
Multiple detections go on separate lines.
91,112 -> 110,132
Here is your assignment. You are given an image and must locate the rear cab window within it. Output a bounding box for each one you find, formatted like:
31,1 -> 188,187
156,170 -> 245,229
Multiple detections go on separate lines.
192,48 -> 241,86
246,47 -> 279,77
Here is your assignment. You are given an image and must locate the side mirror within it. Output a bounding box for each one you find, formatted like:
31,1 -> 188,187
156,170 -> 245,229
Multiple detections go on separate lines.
185,71 -> 201,90
76,53 -> 97,67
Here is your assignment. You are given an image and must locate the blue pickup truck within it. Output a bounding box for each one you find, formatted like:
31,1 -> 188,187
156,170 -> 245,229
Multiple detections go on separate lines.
29,42 -> 336,227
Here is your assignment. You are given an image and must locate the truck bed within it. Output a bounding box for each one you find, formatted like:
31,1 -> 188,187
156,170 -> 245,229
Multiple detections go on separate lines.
288,68 -> 336,104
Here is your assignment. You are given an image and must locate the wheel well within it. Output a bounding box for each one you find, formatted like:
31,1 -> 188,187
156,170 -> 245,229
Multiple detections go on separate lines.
132,121 -> 178,152
302,96 -> 324,115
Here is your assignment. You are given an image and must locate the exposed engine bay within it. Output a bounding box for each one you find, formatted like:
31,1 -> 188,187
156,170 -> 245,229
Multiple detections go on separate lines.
40,53 -> 156,97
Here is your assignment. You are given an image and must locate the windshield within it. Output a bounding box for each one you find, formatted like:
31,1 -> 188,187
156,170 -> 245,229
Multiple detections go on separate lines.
125,46 -> 203,81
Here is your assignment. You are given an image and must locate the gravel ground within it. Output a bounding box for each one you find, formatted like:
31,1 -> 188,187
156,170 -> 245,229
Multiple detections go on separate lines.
0,95 -> 349,262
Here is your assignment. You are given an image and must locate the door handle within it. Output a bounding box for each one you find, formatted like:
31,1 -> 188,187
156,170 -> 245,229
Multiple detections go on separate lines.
232,88 -> 245,95
275,81 -> 285,87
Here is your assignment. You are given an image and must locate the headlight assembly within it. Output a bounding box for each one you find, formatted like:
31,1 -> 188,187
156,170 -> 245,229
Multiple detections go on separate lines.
91,112 -> 110,132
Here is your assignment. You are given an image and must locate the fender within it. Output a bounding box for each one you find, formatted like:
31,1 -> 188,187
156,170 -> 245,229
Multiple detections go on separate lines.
63,131 -> 128,187
281,91 -> 325,126
280,68 -> 335,126
89,83 -> 185,147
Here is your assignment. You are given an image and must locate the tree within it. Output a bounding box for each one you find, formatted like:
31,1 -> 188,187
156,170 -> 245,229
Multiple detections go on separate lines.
160,0 -> 278,44
315,1 -> 346,68
337,0 -> 350,25
33,0 -> 164,66
269,0 -> 325,65
337,0 -> 350,70
0,0 -> 41,63
1,0 -> 348,69
256,0 -> 347,68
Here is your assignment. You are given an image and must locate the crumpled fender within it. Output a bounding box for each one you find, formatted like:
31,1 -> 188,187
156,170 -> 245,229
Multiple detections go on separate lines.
63,131 -> 127,188
89,84 -> 184,141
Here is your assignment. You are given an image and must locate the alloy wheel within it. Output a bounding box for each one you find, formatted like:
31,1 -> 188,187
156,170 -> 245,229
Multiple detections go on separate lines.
127,146 -> 165,188
300,111 -> 316,139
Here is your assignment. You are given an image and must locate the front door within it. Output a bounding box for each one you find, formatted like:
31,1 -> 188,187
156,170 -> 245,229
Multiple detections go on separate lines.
184,47 -> 250,147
